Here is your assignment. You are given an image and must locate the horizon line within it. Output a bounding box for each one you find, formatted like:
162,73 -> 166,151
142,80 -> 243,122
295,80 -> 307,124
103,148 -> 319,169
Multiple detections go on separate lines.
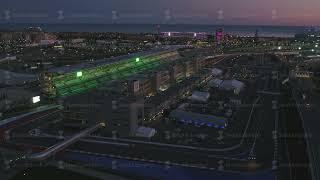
0,22 -> 317,28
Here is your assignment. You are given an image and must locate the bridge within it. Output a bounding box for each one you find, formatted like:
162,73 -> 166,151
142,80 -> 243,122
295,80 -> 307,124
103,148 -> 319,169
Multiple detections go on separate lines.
0,105 -> 61,141
26,123 -> 105,161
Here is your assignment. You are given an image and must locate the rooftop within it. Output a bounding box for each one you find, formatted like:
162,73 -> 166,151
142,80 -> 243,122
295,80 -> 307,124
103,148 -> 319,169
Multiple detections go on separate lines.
169,110 -> 227,128
47,46 -> 182,74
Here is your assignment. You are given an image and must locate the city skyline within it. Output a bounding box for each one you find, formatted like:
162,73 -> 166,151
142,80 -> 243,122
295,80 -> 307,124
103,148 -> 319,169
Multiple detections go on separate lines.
1,0 -> 320,26
1,1 -> 319,179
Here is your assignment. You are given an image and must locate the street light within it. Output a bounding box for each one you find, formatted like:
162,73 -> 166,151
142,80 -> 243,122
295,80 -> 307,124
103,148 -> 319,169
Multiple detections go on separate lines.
298,47 -> 301,50
135,58 -> 140,62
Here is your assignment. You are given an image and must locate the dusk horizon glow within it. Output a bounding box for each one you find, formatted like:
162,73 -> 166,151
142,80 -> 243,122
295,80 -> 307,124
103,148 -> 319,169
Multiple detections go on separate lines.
1,0 -> 320,26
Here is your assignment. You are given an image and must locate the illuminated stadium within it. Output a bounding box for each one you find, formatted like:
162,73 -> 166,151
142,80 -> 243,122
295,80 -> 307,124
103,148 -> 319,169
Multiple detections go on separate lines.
41,48 -> 181,98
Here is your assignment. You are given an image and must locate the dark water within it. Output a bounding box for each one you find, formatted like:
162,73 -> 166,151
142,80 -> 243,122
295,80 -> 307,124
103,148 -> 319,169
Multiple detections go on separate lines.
0,23 -> 310,37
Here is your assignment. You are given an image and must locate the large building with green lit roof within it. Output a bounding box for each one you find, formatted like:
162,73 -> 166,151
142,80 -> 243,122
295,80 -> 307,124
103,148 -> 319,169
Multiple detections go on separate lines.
41,48 -> 181,98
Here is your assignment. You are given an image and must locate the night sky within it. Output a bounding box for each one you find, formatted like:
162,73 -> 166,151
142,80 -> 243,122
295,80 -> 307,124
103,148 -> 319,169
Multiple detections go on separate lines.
1,0 -> 320,25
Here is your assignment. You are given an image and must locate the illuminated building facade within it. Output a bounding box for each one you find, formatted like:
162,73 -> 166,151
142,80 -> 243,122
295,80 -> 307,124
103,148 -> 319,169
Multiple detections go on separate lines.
215,28 -> 224,45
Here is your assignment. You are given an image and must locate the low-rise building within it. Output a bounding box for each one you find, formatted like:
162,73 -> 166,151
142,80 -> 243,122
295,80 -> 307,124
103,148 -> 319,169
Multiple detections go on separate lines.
188,91 -> 210,103
169,110 -> 227,129
135,126 -> 156,138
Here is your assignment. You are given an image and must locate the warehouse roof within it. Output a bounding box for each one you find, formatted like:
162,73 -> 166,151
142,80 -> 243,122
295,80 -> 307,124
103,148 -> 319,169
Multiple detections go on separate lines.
188,91 -> 210,102
135,126 -> 156,138
47,46 -> 180,74
220,79 -> 245,90
169,110 -> 227,128
0,70 -> 37,85
208,78 -> 223,88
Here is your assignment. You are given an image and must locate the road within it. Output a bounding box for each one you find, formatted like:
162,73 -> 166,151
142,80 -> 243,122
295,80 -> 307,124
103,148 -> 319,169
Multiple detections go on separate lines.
290,78 -> 319,180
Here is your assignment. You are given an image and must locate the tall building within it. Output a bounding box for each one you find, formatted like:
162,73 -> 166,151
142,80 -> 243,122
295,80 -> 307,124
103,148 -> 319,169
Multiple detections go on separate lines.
111,98 -> 145,136
215,28 -> 224,45
254,29 -> 259,43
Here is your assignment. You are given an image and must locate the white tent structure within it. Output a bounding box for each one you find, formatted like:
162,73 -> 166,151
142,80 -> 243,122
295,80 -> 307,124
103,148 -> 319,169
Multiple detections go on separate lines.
208,78 -> 223,88
135,126 -> 156,138
208,78 -> 245,94
188,91 -> 210,103
220,80 -> 245,94
212,68 -> 223,76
